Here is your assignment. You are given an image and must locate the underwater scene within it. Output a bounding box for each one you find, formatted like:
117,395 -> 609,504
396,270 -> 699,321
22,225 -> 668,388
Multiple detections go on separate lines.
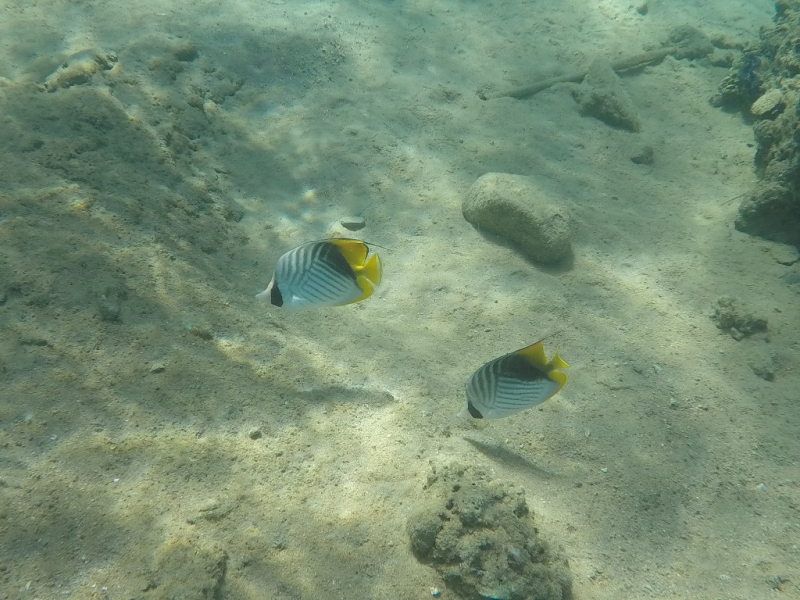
1,0 -> 799,598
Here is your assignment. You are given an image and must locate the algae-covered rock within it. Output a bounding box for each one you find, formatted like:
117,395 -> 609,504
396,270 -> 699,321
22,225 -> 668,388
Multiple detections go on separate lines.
750,88 -> 784,118
710,52 -> 767,111
711,295 -> 768,341
463,173 -> 573,265
42,49 -> 117,92
407,463 -> 572,600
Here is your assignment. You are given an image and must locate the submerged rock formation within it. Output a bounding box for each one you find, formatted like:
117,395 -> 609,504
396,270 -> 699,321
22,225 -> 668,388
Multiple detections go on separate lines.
407,463 -> 572,600
711,0 -> 800,244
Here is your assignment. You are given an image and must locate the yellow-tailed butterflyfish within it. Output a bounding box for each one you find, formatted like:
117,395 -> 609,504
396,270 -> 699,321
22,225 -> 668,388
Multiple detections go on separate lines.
459,340 -> 568,419
256,238 -> 382,309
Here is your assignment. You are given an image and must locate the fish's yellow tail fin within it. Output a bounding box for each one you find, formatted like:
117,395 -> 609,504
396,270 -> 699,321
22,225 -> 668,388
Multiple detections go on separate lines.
360,253 -> 382,285
550,354 -> 569,371
547,353 -> 569,390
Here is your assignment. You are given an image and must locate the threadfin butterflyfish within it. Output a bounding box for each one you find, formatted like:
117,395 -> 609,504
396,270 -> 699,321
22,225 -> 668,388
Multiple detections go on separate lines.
256,238 -> 382,309
459,340 -> 568,419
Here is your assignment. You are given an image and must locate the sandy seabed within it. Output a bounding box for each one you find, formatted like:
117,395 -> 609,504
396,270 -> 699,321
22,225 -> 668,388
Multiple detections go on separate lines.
1,1 -> 798,599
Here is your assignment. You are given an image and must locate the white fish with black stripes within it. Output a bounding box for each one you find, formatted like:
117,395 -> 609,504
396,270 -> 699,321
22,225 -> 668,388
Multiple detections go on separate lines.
257,238 -> 382,309
460,339 -> 569,419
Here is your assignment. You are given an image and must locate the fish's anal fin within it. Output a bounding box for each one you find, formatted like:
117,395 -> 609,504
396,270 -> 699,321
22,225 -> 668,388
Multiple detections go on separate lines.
255,279 -> 274,302
346,276 -> 375,305
548,369 -> 567,389
457,401 -> 483,419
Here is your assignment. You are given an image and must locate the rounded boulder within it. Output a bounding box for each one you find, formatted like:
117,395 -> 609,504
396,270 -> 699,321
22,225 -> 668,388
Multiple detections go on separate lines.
463,173 -> 572,264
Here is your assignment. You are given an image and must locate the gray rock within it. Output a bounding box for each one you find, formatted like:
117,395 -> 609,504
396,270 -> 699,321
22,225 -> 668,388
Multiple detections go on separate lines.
749,352 -> 776,381
735,183 -> 800,245
98,286 -> 126,323
631,145 -> 655,165
339,215 -> 366,231
571,60 -> 642,132
764,241 -> 799,265
463,173 -> 572,264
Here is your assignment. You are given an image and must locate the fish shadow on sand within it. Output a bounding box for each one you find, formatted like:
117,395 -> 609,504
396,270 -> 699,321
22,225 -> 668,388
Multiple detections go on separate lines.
464,437 -> 556,480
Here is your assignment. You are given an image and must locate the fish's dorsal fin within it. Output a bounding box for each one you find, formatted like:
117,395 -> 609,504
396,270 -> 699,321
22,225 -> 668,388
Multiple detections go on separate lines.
516,340 -> 548,369
328,238 -> 369,267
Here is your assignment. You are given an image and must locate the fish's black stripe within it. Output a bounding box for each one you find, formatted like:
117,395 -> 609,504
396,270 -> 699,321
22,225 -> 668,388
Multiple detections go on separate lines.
318,242 -> 359,282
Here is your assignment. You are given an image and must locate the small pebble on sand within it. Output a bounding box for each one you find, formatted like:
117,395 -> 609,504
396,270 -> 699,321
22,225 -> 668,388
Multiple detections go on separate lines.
340,216 -> 366,231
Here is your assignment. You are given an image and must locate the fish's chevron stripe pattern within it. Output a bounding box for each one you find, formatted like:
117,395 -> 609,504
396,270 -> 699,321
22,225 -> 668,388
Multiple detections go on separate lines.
493,376 -> 554,410
466,353 -> 559,418
276,242 -> 360,307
